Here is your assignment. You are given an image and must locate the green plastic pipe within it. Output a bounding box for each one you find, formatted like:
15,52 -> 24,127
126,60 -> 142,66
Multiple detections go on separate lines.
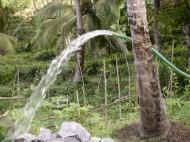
115,34 -> 190,80
151,48 -> 190,80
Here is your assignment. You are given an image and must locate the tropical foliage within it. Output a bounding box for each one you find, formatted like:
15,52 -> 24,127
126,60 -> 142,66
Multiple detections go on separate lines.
0,0 -> 190,141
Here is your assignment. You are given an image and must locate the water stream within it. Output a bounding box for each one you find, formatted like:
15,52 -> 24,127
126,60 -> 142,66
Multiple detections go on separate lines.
8,30 -> 122,140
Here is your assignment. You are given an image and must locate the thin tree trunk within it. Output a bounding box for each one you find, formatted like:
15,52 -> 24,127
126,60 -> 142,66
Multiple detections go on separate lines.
41,0 -> 46,6
153,0 -> 161,51
33,0 -> 38,10
116,56 -> 122,119
103,59 -> 108,121
127,0 -> 170,138
0,0 -> 5,32
76,90 -> 80,116
183,24 -> 190,67
73,0 -> 85,82
168,40 -> 175,95
184,0 -> 190,67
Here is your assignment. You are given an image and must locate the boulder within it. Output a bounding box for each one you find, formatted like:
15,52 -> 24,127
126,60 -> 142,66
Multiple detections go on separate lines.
91,137 -> 115,142
14,133 -> 38,142
47,137 -> 81,142
38,128 -> 56,141
101,138 -> 114,142
47,138 -> 64,142
58,121 -> 91,142
14,122 -> 115,142
91,137 -> 101,142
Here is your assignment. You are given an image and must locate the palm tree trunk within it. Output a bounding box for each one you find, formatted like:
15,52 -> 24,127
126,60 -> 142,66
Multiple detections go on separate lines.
73,0 -> 85,82
153,0 -> 161,51
127,0 -> 170,138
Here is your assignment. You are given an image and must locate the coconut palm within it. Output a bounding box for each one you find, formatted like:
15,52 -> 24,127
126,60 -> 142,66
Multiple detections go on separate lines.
31,1 -> 75,49
31,0 -> 124,82
127,0 -> 170,138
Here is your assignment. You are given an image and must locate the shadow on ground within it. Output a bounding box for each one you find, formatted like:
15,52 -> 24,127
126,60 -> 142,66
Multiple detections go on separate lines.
115,121 -> 190,142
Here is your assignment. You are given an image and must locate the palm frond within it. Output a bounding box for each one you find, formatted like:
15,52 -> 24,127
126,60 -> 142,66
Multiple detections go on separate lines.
35,1 -> 74,19
31,16 -> 76,49
95,0 -> 123,28
0,33 -> 17,55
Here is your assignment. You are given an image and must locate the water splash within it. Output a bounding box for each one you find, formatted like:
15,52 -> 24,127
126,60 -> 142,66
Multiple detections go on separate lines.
8,30 -> 122,140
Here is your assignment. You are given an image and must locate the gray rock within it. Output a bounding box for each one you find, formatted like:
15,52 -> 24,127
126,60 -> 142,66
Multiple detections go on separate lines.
14,133 -> 38,142
58,121 -> 91,142
47,138 -> 65,142
90,137 -> 115,142
63,137 -> 81,142
101,138 -> 114,142
47,137 -> 81,142
38,128 -> 56,141
91,137 -> 101,142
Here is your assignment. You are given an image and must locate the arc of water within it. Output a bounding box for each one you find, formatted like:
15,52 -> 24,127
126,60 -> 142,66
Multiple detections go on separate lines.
8,30 -> 124,140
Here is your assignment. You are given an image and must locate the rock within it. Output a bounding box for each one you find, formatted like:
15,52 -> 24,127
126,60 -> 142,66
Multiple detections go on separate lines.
101,138 -> 114,142
38,127 -> 56,141
63,137 -> 81,142
91,137 -> 101,142
91,137 -> 115,142
47,137 -> 81,142
58,121 -> 91,142
47,138 -> 65,142
14,122 -> 115,142
14,133 -> 38,142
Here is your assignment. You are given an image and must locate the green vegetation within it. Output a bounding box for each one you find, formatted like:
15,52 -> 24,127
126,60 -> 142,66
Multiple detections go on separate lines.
0,0 -> 190,141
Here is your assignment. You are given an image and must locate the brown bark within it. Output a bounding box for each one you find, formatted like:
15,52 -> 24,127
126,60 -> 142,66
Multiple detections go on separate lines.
127,0 -> 170,138
73,0 -> 85,82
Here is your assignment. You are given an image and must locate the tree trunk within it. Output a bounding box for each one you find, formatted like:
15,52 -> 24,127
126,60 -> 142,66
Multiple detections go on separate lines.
183,24 -> 190,67
184,1 -> 190,67
73,0 -> 85,82
32,0 -> 37,10
153,0 -> 161,51
0,0 -> 5,32
127,0 -> 170,138
174,0 -> 181,6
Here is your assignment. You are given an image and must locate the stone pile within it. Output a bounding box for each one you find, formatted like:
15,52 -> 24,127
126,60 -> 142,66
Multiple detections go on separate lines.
15,122 -> 115,142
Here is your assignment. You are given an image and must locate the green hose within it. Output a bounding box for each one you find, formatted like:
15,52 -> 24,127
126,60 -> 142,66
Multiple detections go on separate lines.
115,34 -> 190,80
151,48 -> 190,79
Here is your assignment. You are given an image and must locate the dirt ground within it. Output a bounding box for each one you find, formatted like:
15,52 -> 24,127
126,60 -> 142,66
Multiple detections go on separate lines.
115,121 -> 190,142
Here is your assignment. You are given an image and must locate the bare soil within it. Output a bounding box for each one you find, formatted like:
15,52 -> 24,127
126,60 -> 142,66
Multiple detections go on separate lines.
115,121 -> 190,142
